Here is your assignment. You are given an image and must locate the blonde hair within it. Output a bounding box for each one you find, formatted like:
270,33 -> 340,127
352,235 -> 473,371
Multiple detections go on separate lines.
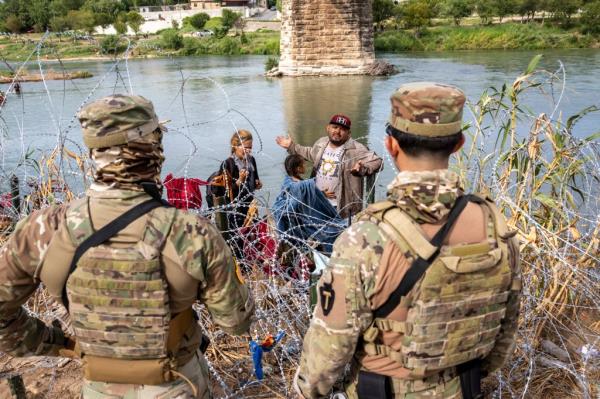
230,129 -> 253,153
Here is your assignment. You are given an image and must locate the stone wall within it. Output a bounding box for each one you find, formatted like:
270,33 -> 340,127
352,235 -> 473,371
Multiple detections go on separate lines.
278,0 -> 375,76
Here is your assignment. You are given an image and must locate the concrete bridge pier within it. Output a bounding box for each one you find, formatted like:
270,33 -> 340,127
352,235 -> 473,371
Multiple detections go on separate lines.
277,0 -> 381,76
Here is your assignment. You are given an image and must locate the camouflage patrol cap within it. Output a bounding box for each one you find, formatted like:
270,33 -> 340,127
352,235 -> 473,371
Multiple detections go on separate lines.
78,94 -> 162,149
389,82 -> 466,137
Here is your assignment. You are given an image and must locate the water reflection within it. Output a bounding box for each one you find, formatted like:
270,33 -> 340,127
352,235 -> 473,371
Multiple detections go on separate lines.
281,76 -> 374,147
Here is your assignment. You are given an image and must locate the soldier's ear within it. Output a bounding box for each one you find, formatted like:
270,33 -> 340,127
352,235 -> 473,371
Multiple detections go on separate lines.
451,133 -> 465,154
384,135 -> 399,158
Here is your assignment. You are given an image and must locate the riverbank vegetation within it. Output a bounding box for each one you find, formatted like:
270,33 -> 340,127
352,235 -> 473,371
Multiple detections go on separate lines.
375,22 -> 599,51
373,0 -> 600,51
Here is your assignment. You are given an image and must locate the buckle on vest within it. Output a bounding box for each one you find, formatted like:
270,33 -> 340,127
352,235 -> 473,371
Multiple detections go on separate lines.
363,326 -> 380,343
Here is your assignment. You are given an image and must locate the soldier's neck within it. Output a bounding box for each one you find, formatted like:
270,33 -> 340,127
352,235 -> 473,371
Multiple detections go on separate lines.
395,155 -> 449,172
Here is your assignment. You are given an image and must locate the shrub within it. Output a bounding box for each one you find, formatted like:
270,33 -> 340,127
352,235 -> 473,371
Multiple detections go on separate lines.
160,29 -> 183,50
214,36 -> 241,55
184,13 -> 210,30
205,17 -> 223,31
100,35 -> 121,54
182,37 -> 201,56
264,56 -> 279,71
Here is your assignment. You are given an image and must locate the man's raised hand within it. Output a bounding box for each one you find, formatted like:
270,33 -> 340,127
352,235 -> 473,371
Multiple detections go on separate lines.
276,135 -> 292,149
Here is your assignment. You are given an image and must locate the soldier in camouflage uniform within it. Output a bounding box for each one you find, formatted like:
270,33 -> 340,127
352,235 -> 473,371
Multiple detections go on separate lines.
294,82 -> 521,399
0,94 -> 254,398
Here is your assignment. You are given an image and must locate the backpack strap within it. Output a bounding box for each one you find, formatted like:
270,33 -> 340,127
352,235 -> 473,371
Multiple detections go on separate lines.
61,199 -> 167,308
373,194 -> 483,319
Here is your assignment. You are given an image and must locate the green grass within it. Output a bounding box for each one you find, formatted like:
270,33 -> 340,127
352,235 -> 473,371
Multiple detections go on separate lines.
0,32 -> 280,61
375,23 -> 600,52
0,23 -> 597,61
178,31 -> 280,56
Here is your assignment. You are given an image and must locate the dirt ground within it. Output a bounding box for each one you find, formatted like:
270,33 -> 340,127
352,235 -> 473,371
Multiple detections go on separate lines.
0,354 -> 82,399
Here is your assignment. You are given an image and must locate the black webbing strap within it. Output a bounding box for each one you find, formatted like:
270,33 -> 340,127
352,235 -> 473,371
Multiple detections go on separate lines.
61,199 -> 165,308
373,194 -> 481,319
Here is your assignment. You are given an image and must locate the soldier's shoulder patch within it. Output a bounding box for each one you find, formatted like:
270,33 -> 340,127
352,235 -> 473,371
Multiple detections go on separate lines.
319,281 -> 335,316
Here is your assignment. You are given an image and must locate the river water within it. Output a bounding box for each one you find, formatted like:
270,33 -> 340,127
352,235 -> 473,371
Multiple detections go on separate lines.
1,49 -> 598,203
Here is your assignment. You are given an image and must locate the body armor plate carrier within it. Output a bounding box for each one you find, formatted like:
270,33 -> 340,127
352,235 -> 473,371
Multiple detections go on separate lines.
358,194 -> 514,378
63,198 -> 192,385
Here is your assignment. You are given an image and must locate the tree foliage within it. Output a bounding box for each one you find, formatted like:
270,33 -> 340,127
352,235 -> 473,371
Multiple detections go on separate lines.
184,12 -> 210,30
581,0 -> 600,33
476,0 -> 496,24
373,0 -> 397,28
442,0 -> 474,25
126,11 -> 144,35
399,0 -> 438,34
222,9 -> 242,30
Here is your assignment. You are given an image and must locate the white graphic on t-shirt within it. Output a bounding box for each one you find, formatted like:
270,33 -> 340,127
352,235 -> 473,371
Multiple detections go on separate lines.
316,145 -> 344,207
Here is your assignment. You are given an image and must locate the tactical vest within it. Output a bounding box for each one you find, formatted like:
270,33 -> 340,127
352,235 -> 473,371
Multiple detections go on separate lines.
63,198 -> 191,385
358,195 -> 514,378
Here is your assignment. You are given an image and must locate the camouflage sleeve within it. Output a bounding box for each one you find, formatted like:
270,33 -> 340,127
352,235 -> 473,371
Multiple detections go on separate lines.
482,235 -> 522,373
295,221 -> 387,398
0,206 -> 70,357
168,213 -> 254,335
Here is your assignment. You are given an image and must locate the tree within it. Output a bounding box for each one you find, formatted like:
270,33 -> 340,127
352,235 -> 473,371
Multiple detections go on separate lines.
442,0 -> 474,25
83,0 -> 126,27
222,9 -> 241,30
517,0 -> 539,21
581,0 -> 600,33
5,15 -> 23,33
114,19 -> 127,35
545,0 -> 581,24
29,0 -> 52,31
476,0 -> 496,24
399,0 -> 437,35
69,9 -> 96,34
126,11 -> 144,35
373,0 -> 396,29
49,15 -> 70,32
495,0 -> 518,22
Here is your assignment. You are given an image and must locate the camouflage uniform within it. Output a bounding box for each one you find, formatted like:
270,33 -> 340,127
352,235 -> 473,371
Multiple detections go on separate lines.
295,83 -> 521,399
0,95 -> 254,398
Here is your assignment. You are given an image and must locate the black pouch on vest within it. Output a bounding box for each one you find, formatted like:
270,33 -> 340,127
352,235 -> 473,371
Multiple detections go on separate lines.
357,370 -> 392,399
199,334 -> 210,353
457,359 -> 483,399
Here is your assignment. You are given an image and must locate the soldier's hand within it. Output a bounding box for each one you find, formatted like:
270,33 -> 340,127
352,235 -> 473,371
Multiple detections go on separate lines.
255,180 -> 263,190
276,135 -> 292,149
